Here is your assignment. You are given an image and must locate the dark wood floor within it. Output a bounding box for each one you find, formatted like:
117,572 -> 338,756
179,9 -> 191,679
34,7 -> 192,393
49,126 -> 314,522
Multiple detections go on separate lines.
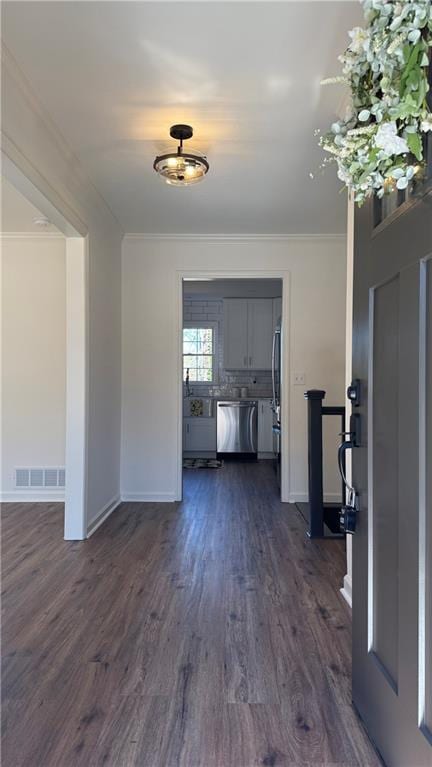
2,461 -> 381,767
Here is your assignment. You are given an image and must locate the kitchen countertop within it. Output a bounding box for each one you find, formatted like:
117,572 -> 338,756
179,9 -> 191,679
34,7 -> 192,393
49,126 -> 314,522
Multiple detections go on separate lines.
184,395 -> 272,401
183,394 -> 273,417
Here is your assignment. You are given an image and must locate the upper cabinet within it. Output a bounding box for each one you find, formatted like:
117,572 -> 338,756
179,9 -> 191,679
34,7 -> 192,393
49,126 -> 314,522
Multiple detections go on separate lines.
223,299 -> 249,369
224,298 -> 275,370
247,299 -> 274,369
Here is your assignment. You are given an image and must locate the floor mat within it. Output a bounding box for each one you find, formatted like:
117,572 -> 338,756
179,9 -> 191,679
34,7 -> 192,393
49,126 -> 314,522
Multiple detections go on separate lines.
183,458 -> 223,469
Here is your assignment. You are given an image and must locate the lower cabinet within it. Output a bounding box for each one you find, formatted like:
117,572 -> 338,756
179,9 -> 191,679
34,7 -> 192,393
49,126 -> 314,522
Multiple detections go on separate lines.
183,404 -> 273,457
183,417 -> 216,455
258,399 -> 274,455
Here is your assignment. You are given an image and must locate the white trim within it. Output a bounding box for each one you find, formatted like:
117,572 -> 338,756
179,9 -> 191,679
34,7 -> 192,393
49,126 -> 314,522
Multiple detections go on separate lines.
175,268 -> 291,504
1,232 -> 64,240
340,574 -> 353,608
0,491 -> 65,503
64,236 -> 89,540
124,233 -> 346,242
121,492 -> 177,503
86,495 -> 121,537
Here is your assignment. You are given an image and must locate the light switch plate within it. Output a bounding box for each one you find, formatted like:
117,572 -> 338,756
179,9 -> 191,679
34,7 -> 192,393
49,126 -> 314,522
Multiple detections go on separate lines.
293,372 -> 305,385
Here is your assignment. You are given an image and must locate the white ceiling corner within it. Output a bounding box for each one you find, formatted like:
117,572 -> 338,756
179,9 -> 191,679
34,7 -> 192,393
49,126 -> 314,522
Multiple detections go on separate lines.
1,1 -> 363,235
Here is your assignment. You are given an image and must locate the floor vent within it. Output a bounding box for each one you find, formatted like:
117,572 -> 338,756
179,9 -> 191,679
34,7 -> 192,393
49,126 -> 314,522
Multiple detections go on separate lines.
15,467 -> 66,489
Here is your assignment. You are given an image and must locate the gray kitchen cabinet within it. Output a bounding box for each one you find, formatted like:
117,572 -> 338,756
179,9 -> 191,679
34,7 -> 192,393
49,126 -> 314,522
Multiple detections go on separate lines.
183,417 -> 216,454
223,299 -> 249,369
247,300 -> 273,369
258,399 -> 274,454
224,299 -> 273,370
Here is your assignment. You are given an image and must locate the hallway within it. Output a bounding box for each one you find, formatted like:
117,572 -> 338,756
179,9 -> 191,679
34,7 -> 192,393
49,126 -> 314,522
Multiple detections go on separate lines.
2,462 -> 380,766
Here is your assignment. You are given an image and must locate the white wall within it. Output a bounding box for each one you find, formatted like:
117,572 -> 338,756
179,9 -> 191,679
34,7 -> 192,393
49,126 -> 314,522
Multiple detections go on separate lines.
2,49 -> 123,532
1,235 -> 66,499
121,236 -> 346,502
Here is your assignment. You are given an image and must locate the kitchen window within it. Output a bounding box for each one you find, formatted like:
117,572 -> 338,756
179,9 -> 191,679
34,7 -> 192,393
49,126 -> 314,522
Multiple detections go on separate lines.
183,323 -> 217,383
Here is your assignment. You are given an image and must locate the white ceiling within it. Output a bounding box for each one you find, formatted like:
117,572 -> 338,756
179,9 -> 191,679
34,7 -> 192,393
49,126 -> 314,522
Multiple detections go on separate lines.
1,177 -> 60,234
2,2 -> 362,235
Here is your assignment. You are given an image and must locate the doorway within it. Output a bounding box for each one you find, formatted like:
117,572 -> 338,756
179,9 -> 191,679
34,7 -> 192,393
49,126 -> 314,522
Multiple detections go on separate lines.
176,272 -> 290,503
1,160 -> 88,540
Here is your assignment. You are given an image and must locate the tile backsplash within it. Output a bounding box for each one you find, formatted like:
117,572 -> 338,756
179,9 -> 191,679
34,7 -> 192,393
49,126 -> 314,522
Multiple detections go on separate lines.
183,298 -> 273,398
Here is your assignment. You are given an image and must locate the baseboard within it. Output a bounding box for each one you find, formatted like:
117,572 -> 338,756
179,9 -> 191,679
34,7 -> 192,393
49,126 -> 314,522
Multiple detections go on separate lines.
340,574 -> 352,608
121,492 -> 177,503
0,490 -> 65,503
86,495 -> 121,537
288,492 -> 342,504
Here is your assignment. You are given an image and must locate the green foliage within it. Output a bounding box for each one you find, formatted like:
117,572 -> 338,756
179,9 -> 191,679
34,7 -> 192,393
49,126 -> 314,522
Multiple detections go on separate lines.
319,0 -> 432,204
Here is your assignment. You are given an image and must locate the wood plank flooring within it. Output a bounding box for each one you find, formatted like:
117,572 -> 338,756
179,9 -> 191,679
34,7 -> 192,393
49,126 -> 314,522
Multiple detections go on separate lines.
1,461 -> 381,767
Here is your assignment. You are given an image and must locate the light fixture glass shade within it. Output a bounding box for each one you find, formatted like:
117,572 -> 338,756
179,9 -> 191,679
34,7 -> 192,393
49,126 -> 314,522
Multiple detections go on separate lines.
153,151 -> 209,186
153,124 -> 209,186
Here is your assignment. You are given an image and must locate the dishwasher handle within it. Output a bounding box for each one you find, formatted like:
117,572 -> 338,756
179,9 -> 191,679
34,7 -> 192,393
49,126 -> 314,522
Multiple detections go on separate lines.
218,402 -> 257,407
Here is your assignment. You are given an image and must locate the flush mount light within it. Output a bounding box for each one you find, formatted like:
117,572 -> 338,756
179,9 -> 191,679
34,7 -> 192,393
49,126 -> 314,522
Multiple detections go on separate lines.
153,124 -> 209,187
33,215 -> 51,228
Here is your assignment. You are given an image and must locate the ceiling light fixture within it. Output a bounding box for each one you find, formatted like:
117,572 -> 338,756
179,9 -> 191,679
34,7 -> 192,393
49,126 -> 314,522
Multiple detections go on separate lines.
33,215 -> 51,228
153,125 -> 209,187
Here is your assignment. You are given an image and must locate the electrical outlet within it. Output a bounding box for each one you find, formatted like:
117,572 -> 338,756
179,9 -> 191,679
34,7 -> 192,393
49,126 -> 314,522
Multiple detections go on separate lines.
293,372 -> 305,386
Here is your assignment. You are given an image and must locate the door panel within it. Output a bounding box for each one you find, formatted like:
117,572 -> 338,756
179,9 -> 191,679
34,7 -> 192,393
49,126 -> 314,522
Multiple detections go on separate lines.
352,186 -> 432,767
420,256 -> 432,742
370,275 -> 400,689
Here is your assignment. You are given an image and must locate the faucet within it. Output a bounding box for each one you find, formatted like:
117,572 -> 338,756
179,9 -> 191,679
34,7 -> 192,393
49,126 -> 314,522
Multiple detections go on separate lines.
185,368 -> 192,397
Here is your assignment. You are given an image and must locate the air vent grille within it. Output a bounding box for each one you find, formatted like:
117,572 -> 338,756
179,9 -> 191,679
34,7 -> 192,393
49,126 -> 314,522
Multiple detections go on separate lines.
15,467 -> 66,489
15,469 -> 30,488
30,469 -> 43,487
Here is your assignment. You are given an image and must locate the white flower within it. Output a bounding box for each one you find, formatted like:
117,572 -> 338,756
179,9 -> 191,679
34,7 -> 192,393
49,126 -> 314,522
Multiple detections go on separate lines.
317,0 -> 431,205
348,26 -> 370,54
421,116 -> 432,132
337,165 -> 352,185
374,121 -> 409,155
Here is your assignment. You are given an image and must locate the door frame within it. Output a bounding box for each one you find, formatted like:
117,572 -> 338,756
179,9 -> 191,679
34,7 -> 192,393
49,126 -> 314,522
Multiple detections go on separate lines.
2,152 -> 89,539
418,252 -> 431,738
174,269 -> 291,502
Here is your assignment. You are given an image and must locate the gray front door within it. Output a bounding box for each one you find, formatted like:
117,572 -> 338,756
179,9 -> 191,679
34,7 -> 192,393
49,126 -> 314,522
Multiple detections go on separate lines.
352,165 -> 432,765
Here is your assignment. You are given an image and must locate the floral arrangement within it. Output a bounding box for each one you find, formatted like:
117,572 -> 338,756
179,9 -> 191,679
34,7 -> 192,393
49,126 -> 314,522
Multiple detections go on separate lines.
319,0 -> 432,204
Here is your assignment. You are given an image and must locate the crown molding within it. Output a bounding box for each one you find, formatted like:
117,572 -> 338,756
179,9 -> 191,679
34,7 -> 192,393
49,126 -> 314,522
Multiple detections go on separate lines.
123,233 -> 346,242
1,45 -> 123,235
1,232 -> 65,240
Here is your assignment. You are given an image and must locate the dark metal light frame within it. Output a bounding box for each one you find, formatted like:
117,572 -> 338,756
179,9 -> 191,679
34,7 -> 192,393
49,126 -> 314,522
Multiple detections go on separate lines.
153,124 -> 209,184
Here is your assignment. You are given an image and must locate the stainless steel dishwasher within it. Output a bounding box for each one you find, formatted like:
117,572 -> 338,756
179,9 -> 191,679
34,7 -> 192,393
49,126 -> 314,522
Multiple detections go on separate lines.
217,401 -> 258,455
